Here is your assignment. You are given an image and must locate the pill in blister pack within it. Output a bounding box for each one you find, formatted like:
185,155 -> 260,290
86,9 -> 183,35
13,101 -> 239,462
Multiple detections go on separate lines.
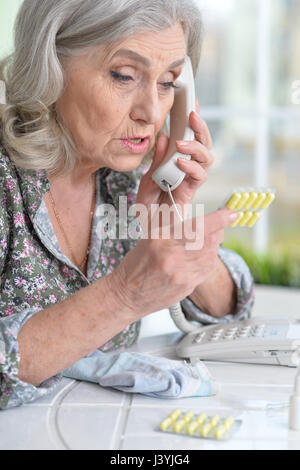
158,409 -> 242,440
221,188 -> 276,228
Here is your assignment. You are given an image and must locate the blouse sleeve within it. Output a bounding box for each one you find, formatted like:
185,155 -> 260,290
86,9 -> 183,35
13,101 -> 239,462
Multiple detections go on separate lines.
0,176 -> 61,410
180,245 -> 255,325
0,309 -> 62,410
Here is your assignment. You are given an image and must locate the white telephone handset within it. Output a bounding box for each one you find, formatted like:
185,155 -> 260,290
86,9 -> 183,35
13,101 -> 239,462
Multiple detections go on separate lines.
151,55 -> 200,334
152,55 -> 196,192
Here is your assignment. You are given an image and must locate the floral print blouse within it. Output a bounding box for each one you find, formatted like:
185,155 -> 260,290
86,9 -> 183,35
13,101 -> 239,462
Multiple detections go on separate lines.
0,141 -> 254,410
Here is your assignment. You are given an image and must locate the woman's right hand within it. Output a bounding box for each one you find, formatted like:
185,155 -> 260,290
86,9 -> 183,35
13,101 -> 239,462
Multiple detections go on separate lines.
109,209 -> 239,320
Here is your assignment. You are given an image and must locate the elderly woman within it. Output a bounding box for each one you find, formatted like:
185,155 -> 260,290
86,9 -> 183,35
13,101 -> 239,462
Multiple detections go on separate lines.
0,0 -> 254,409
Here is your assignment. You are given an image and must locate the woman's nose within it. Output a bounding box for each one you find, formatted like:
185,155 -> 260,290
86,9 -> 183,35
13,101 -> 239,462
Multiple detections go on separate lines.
130,86 -> 162,125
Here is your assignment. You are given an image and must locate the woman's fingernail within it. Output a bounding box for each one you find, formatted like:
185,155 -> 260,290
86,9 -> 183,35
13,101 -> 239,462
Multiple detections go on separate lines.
178,157 -> 189,164
177,140 -> 190,147
229,212 -> 239,222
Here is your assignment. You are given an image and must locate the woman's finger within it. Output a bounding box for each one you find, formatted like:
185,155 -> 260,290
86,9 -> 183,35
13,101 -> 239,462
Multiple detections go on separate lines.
190,111 -> 213,150
177,158 -> 207,185
176,140 -> 214,170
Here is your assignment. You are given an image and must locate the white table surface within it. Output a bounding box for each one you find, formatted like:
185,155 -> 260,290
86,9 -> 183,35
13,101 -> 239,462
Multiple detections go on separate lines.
1,285 -> 300,450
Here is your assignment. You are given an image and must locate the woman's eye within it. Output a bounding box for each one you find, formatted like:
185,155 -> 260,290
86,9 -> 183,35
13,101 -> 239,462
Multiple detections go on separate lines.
110,71 -> 133,82
111,71 -> 179,91
161,82 -> 179,90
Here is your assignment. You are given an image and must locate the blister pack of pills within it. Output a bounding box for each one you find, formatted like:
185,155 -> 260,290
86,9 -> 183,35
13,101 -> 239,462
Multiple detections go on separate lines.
158,409 -> 242,440
221,187 -> 276,228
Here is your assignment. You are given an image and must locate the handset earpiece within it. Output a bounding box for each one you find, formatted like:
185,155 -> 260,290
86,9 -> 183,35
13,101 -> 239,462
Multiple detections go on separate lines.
152,56 -> 196,192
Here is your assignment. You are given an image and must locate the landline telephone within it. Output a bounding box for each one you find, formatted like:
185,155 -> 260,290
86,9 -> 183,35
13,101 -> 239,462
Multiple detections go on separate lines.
151,56 -> 300,367
176,318 -> 300,367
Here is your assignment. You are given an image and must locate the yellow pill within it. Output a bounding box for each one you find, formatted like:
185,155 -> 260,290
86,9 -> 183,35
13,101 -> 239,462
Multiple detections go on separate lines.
210,415 -> 220,427
238,211 -> 253,227
195,413 -> 208,426
200,422 -> 213,438
251,192 -> 266,210
246,212 -> 261,227
243,191 -> 257,209
169,409 -> 181,421
182,411 -> 194,423
173,419 -> 185,433
214,424 -> 227,439
223,416 -> 235,430
260,192 -> 275,209
186,421 -> 199,435
160,417 -> 172,431
230,211 -> 243,227
235,192 -> 250,210
226,192 -> 241,210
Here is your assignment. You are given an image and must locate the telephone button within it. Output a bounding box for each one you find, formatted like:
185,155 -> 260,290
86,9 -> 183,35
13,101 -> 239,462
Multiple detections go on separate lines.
240,326 -> 251,333
227,327 -> 238,334
236,326 -> 252,338
194,333 -> 205,344
237,330 -> 249,338
209,329 -> 223,341
253,325 -> 266,337
253,329 -> 264,337
224,332 -> 235,340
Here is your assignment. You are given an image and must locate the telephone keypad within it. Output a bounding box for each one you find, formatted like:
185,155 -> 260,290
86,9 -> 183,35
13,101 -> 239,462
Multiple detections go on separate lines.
193,324 -> 267,344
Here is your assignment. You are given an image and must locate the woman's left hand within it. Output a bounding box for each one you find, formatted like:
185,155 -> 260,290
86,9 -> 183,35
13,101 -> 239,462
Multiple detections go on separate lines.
137,100 -> 214,215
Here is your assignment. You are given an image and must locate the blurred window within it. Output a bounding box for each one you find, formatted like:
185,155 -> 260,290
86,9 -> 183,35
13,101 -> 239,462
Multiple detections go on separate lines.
194,0 -> 300,254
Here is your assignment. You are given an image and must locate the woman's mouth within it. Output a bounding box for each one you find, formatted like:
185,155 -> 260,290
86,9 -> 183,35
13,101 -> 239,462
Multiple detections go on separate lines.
119,137 -> 150,154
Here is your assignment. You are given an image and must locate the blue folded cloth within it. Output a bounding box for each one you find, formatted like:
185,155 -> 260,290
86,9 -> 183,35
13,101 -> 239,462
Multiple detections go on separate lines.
63,350 -> 217,398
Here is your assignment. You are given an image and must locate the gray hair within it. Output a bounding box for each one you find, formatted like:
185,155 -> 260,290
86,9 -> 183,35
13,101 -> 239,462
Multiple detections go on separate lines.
0,0 -> 203,176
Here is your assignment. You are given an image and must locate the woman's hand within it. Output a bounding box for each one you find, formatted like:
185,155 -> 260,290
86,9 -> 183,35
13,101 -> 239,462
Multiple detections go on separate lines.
136,100 -> 214,215
109,209 -> 239,320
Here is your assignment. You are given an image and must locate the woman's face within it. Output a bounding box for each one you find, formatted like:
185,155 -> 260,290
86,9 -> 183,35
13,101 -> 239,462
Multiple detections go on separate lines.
55,22 -> 187,173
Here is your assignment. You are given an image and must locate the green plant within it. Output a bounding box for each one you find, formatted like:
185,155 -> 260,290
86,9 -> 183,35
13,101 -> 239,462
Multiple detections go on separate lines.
223,239 -> 300,288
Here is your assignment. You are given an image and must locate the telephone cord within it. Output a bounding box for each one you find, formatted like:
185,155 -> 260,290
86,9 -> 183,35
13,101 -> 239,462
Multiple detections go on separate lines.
166,184 -> 198,333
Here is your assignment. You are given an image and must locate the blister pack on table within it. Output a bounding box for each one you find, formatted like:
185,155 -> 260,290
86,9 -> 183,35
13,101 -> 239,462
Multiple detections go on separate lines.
158,409 -> 242,440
